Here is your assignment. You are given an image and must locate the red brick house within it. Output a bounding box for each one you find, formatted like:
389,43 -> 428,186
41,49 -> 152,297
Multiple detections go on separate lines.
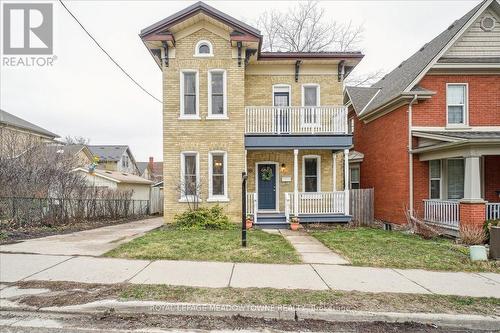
345,0 -> 500,233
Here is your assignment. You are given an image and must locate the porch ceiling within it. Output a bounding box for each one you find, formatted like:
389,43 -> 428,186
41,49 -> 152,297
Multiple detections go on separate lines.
244,135 -> 352,150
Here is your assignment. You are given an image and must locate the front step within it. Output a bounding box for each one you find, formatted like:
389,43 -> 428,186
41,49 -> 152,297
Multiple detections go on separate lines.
254,212 -> 288,229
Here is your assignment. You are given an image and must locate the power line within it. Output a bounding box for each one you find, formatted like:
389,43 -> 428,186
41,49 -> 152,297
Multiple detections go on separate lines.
58,0 -> 162,104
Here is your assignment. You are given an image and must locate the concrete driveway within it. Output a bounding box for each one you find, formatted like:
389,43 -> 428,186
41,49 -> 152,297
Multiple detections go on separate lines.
0,217 -> 163,256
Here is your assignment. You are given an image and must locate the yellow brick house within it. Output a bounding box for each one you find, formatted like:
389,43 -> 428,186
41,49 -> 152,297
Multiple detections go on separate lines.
140,2 -> 363,227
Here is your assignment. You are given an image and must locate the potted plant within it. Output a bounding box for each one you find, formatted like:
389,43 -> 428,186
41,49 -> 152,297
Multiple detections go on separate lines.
290,216 -> 300,231
246,214 -> 253,229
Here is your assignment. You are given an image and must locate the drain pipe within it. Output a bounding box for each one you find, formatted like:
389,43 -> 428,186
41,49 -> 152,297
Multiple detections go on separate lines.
408,94 -> 418,217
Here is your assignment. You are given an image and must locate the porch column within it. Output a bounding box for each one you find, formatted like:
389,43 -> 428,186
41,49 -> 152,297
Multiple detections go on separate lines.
294,149 -> 299,216
344,149 -> 350,215
332,152 -> 337,191
460,155 -> 486,227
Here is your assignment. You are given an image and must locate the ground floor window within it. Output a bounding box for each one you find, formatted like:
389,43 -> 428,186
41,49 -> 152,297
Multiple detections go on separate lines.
303,156 -> 320,192
350,166 -> 360,189
447,159 -> 464,200
181,152 -> 199,198
209,151 -> 227,200
429,160 -> 441,199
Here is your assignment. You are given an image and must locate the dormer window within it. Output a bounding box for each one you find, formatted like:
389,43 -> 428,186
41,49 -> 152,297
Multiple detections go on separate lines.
194,40 -> 213,57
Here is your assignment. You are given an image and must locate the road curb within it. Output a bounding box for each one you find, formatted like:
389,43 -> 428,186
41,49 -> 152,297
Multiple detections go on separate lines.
30,299 -> 500,331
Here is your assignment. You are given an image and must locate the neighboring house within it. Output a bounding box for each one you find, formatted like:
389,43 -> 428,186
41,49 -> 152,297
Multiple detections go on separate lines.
60,144 -> 94,167
137,157 -> 163,182
75,167 -> 154,201
345,0 -> 500,232
140,2 -> 363,225
88,145 -> 140,175
0,109 -> 58,157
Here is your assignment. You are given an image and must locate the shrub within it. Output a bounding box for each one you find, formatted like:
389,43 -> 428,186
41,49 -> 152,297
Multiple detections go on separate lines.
459,224 -> 487,245
173,205 -> 232,230
484,219 -> 500,242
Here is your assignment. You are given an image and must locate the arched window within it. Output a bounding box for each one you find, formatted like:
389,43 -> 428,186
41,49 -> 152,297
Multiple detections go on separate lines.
194,40 -> 213,57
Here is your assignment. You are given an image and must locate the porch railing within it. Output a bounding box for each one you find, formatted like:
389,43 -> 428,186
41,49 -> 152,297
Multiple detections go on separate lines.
246,192 -> 257,221
486,203 -> 500,220
423,199 -> 460,230
286,192 -> 346,219
245,106 -> 347,135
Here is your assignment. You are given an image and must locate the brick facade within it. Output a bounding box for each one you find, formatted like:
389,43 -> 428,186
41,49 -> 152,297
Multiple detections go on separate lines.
484,155 -> 500,203
460,202 -> 486,227
412,74 -> 500,127
162,24 -> 346,223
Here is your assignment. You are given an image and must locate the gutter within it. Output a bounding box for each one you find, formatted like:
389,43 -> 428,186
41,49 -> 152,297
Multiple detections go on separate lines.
408,94 -> 418,218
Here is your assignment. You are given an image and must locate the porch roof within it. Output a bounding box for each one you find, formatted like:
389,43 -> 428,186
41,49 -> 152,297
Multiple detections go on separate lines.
244,134 -> 352,150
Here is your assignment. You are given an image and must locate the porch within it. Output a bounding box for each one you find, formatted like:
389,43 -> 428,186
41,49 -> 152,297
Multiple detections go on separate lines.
413,131 -> 500,233
244,149 -> 351,227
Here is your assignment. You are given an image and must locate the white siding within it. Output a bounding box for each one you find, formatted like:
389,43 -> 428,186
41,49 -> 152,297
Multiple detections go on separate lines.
117,184 -> 151,201
444,8 -> 500,58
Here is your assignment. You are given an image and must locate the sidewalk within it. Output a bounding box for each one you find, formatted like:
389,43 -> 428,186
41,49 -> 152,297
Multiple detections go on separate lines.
1,252 -> 499,298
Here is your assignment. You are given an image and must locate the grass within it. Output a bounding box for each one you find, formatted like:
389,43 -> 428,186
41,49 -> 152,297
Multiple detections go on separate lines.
17,280 -> 500,316
311,227 -> 500,273
119,284 -> 499,316
104,226 -> 300,264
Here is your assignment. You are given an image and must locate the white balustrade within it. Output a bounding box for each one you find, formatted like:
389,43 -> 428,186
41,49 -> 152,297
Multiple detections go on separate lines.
423,200 -> 460,230
284,192 -> 345,217
486,203 -> 500,220
245,106 -> 347,135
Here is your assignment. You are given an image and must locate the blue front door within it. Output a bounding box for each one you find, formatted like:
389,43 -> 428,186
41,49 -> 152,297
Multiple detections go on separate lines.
258,164 -> 276,210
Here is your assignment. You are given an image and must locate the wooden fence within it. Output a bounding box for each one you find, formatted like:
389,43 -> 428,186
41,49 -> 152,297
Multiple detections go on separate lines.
150,187 -> 164,215
349,188 -> 374,226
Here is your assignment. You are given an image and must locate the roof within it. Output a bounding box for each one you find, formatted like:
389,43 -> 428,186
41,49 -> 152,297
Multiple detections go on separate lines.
349,150 -> 365,162
259,51 -> 364,60
140,1 -> 261,38
136,162 -> 149,174
345,0 -> 488,117
0,109 -> 58,138
75,168 -> 154,185
414,131 -> 500,141
88,145 -> 129,162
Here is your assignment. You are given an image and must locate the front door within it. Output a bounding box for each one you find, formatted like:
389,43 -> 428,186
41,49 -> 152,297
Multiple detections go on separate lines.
257,164 -> 276,210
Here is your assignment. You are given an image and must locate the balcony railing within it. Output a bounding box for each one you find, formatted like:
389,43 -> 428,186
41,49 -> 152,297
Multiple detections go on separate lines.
245,106 -> 348,135
486,203 -> 500,220
423,199 -> 460,230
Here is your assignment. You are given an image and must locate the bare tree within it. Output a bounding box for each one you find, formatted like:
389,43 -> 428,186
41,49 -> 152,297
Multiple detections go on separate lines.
176,177 -> 203,211
256,1 -> 363,52
63,136 -> 90,145
345,69 -> 384,87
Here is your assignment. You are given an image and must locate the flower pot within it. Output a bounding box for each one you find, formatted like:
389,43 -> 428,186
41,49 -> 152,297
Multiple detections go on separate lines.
470,245 -> 488,261
290,222 -> 300,231
246,220 -> 253,229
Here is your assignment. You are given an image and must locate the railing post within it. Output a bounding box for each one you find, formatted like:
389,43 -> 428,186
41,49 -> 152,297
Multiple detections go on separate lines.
253,192 -> 258,224
293,149 -> 299,216
344,149 -> 350,215
285,193 -> 290,223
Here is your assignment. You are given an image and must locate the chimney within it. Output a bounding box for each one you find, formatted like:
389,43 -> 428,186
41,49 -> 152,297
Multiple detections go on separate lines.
149,157 -> 154,171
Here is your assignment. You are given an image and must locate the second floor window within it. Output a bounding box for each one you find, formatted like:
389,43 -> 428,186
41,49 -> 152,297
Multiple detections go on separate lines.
302,85 -> 320,126
447,84 -> 467,125
181,71 -> 198,117
208,70 -> 226,117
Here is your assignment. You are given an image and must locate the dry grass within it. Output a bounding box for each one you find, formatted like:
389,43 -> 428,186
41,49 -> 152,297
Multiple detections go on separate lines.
459,224 -> 487,245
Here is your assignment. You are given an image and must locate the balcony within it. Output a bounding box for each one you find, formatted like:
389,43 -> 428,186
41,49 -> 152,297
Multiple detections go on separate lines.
244,106 -> 351,150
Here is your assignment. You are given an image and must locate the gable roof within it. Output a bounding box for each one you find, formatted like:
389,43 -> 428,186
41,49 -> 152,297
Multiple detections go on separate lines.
0,109 -> 58,139
140,1 -> 261,38
346,0 -> 491,117
136,162 -> 150,175
88,145 -> 130,162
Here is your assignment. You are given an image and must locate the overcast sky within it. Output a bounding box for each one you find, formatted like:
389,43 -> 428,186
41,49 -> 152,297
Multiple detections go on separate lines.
1,0 -> 478,162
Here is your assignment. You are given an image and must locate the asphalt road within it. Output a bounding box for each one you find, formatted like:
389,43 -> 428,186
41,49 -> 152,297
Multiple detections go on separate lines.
1,309 -> 496,333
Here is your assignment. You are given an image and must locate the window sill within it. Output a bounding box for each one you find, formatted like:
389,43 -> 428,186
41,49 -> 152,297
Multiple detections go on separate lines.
178,196 -> 202,203
179,116 -> 201,120
445,124 -> 471,130
207,196 -> 230,202
206,116 -> 229,120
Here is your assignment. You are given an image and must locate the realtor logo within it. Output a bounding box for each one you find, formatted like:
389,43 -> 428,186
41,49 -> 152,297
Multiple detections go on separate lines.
2,3 -> 53,55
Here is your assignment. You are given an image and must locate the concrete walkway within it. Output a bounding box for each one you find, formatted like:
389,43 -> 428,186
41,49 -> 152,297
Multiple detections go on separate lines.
278,229 -> 349,264
1,252 -> 499,298
0,217 -> 163,256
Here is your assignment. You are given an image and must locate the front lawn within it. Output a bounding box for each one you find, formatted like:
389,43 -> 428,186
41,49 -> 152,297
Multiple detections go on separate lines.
312,227 -> 500,273
105,226 -> 301,264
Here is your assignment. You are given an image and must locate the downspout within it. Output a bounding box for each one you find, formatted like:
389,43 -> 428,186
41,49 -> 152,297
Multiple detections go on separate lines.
408,94 -> 418,217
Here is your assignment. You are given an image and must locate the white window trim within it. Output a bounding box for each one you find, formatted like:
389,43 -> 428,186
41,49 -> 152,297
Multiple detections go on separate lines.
446,83 -> 469,128
301,84 -> 321,128
272,84 -> 291,106
302,155 -> 321,193
179,151 -> 201,202
349,165 -> 360,190
179,70 -> 200,119
429,159 -> 442,199
207,151 -> 229,202
301,83 -> 321,107
207,69 -> 228,119
194,40 -> 214,57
